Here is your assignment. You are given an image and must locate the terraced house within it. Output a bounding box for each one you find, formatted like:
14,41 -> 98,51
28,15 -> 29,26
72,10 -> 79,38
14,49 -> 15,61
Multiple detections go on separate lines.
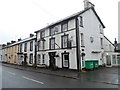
17,34 -> 36,66
2,41 -> 18,64
34,0 -> 110,71
1,0 -> 119,70
2,34 -> 36,66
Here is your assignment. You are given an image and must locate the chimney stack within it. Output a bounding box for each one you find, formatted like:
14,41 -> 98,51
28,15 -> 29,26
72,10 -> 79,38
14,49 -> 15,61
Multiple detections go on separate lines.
11,41 -> 16,44
84,0 -> 95,9
18,38 -> 21,41
7,42 -> 11,45
30,34 -> 34,37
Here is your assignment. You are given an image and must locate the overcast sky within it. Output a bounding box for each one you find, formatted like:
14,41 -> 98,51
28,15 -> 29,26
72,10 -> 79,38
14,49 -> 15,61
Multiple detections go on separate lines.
0,0 -> 118,44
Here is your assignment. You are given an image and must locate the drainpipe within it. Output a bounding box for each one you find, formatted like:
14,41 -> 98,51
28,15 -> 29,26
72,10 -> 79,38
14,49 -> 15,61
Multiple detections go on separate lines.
34,36 -> 37,65
75,16 -> 81,72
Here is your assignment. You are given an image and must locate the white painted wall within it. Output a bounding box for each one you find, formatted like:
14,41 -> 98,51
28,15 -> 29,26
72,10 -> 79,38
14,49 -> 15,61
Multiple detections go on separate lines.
36,18 -> 78,69
79,9 -> 104,66
18,36 -> 36,65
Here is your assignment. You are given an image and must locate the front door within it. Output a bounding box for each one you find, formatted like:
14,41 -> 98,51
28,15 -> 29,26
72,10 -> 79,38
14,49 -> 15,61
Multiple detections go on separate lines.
48,52 -> 56,68
62,53 -> 69,68
106,55 -> 112,67
24,54 -> 27,65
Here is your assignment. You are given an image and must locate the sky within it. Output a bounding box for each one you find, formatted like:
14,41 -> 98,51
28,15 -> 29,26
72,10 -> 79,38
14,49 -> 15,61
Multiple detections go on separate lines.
0,0 -> 118,44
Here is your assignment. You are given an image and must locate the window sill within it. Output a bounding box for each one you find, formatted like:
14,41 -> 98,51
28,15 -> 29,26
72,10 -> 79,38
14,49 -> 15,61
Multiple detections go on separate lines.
81,46 -> 85,47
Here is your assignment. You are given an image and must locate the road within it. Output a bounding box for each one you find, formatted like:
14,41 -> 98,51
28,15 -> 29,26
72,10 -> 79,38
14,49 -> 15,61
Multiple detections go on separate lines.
1,64 -> 118,88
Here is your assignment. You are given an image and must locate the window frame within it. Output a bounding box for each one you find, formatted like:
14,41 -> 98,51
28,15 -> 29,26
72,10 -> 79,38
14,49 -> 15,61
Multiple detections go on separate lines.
80,16 -> 83,27
49,38 -> 55,50
61,21 -> 68,32
30,41 -> 33,51
29,54 -> 33,64
61,34 -> 69,49
100,38 -> 104,49
40,31 -> 45,38
24,43 -> 27,52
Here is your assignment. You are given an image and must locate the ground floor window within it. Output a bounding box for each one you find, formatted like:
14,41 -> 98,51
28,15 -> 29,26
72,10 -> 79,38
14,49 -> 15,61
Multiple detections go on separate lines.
117,55 -> 120,64
42,54 -> 45,64
29,54 -> 33,64
62,53 -> 69,68
112,55 -> 116,64
37,54 -> 41,64
37,54 -> 45,64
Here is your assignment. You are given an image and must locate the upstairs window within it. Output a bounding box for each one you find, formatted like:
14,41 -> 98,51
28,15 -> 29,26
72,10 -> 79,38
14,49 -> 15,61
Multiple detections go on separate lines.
61,35 -> 68,48
30,41 -> 33,51
24,43 -> 27,52
38,41 -> 45,50
50,38 -> 55,50
99,25 -> 103,34
41,31 -> 45,38
81,33 -> 84,46
80,16 -> 83,27
61,22 -> 68,32
50,26 -> 58,36
100,38 -> 104,49
19,44 -> 22,52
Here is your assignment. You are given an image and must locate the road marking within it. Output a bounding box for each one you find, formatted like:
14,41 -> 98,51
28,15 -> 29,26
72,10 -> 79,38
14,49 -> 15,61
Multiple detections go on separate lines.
7,71 -> 16,75
22,76 -> 44,84
2,70 -> 16,76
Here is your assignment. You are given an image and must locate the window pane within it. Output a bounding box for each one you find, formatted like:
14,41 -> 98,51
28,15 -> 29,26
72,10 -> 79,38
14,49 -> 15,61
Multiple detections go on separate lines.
112,55 -> 116,64
29,54 -> 33,64
42,54 -> 45,64
50,27 -> 55,35
62,35 -> 68,48
62,23 -> 67,32
30,41 -> 33,51
50,38 -> 55,49
37,54 -> 41,64
41,31 -> 45,38
80,16 -> 83,27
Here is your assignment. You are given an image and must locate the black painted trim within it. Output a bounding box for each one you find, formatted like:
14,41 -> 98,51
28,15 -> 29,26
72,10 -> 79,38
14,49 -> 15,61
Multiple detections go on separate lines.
62,52 -> 69,69
75,17 -> 81,72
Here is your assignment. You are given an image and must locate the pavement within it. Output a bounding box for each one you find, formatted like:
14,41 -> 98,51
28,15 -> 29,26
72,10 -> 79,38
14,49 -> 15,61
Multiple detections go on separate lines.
1,63 -> 120,86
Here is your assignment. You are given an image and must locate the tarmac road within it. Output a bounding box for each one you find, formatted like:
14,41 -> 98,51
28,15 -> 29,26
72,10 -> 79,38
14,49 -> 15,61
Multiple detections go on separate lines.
1,64 -> 118,88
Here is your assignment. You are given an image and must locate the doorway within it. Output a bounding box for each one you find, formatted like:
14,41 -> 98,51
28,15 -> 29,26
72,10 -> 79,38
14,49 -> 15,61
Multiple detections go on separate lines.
48,52 -> 56,68
62,53 -> 69,69
24,54 -> 27,65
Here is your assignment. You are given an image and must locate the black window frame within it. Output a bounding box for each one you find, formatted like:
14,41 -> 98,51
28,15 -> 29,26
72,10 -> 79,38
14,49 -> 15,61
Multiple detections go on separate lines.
30,41 -> 33,51
61,21 -> 68,32
50,26 -> 55,36
49,37 -> 55,50
24,43 -> 27,52
29,54 -> 33,64
100,38 -> 104,49
19,44 -> 22,53
42,54 -> 45,64
61,34 -> 69,49
40,31 -> 45,39
80,16 -> 83,27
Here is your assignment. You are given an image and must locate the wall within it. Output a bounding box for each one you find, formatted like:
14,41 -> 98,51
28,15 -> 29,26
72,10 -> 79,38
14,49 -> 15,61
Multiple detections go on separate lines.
79,9 -> 104,66
36,18 -> 78,69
